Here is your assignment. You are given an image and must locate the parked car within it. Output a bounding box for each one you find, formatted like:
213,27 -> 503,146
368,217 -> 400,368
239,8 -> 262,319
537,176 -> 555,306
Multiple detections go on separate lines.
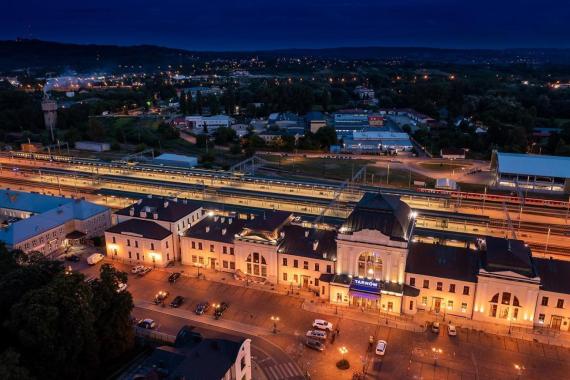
65,254 -> 80,262
116,282 -> 128,293
138,267 -> 152,277
214,302 -> 229,319
154,290 -> 169,304
306,330 -> 327,340
170,296 -> 185,308
305,339 -> 325,352
375,340 -> 387,356
131,265 -> 145,274
137,319 -> 157,330
312,319 -> 333,331
86,253 -> 104,265
195,302 -> 210,315
447,324 -> 457,336
431,322 -> 440,334
168,272 -> 181,283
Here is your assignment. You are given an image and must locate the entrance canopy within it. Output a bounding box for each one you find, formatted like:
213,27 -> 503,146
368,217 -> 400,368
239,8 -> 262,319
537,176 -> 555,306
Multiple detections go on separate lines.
349,290 -> 380,301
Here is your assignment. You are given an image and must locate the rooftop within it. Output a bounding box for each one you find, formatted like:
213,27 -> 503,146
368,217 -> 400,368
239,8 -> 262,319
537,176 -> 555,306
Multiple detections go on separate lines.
534,258 -> 570,294
0,189 -> 71,214
406,242 -> 479,283
106,218 -> 172,240
341,193 -> 413,241
279,225 -> 337,261
116,196 -> 202,223
495,152 -> 570,178
185,215 -> 247,244
481,236 -> 535,278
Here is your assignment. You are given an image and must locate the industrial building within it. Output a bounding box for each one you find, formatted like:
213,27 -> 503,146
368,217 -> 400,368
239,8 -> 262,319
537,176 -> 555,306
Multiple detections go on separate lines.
335,130 -> 413,154
0,190 -> 111,256
491,151 -> 570,193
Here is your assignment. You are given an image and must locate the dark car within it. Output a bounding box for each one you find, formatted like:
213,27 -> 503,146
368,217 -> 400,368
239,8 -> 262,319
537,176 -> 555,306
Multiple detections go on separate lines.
195,302 -> 210,315
214,302 -> 229,319
168,272 -> 181,283
65,255 -> 80,262
305,339 -> 325,352
170,295 -> 184,308
154,290 -> 169,304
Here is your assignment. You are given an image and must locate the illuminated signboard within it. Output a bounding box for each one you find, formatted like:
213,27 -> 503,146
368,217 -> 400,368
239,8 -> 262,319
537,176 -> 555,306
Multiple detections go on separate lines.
350,278 -> 381,294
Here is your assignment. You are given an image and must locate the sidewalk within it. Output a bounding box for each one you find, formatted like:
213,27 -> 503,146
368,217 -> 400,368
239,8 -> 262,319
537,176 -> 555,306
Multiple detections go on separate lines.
302,300 -> 425,333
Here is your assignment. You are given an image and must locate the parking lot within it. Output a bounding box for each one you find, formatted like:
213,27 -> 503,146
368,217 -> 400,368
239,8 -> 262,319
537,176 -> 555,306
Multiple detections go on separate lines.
78,260 -> 570,380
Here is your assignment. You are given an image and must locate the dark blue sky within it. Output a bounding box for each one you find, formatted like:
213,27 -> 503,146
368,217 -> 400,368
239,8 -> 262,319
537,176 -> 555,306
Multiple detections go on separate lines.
2,0 -> 569,50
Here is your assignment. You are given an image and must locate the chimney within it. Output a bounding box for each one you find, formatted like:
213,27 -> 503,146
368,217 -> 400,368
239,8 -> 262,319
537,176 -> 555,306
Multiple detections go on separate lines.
129,207 -> 134,216
153,212 -> 158,220
304,230 -> 309,238
214,216 -> 219,222
221,217 -> 226,223
206,226 -> 210,233
164,201 -> 169,208
147,194 -> 152,198
140,211 -> 147,218
323,252 -> 327,259
137,199 -> 143,205
222,228 -> 227,235
228,218 -> 233,224
313,240 -> 319,251
173,197 -> 178,202
280,231 -> 285,238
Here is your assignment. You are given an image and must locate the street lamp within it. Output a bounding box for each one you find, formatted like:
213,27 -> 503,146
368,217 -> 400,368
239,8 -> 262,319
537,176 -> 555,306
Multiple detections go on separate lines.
339,346 -> 348,360
431,347 -> 442,366
270,315 -> 280,334
514,363 -> 525,379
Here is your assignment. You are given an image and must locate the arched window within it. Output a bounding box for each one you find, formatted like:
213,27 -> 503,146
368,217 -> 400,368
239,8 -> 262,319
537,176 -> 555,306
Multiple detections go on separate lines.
501,292 -> 511,305
357,252 -> 383,279
513,297 -> 520,307
246,252 -> 267,277
490,293 -> 499,303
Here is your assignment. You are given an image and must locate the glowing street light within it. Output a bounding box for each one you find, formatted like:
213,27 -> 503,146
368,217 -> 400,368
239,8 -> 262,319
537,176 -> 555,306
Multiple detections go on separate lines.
432,347 -> 442,366
339,346 -> 348,360
271,315 -> 280,334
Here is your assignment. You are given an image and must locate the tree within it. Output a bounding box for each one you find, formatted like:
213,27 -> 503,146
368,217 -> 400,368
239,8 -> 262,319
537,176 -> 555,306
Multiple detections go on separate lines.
213,127 -> 237,146
314,126 -> 338,149
90,264 -> 134,364
7,272 -> 100,380
86,118 -> 106,141
0,349 -> 33,380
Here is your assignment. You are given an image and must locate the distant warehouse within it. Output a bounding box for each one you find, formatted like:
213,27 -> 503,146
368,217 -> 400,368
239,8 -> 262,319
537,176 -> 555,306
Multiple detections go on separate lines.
334,131 -> 413,154
491,151 -> 570,193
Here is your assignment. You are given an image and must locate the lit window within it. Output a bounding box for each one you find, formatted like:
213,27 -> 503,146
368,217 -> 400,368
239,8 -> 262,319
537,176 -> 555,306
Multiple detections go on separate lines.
421,296 -> 427,306
461,303 -> 467,313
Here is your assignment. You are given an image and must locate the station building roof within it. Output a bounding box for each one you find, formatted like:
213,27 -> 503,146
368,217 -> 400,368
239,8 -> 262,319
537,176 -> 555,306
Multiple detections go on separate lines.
106,218 -> 172,241
496,152 -> 570,179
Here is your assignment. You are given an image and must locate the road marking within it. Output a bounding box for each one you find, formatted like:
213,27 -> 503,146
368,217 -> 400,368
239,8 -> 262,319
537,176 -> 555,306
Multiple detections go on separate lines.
267,365 -> 280,379
280,363 -> 294,377
287,362 -> 300,375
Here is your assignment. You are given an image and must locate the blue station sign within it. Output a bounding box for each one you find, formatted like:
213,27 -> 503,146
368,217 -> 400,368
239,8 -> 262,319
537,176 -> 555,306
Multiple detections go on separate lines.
350,278 -> 381,294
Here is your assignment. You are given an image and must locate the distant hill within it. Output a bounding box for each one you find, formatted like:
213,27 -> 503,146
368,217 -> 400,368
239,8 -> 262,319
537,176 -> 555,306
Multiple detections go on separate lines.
1,39 -> 570,72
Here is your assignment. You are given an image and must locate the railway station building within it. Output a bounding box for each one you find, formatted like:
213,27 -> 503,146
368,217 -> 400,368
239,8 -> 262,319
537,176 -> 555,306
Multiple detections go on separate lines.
491,151 -> 570,193
106,192 -> 570,330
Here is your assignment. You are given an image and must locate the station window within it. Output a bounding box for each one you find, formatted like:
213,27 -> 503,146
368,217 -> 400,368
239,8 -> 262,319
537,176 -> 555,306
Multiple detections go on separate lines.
294,260 -> 298,268
449,284 -> 456,293
409,277 -> 415,287
192,255 -> 197,263
447,300 -> 453,310
230,247 -> 234,255
463,286 -> 470,295
223,246 -> 227,254
210,244 -> 214,253
283,258 -> 288,266
421,296 -> 427,306
314,263 -> 319,271
283,272 -> 288,281
423,280 -> 429,289
198,242 -> 203,250
303,261 -> 309,270
461,303 -> 467,313
223,261 -> 228,269
539,314 -> 545,324
327,265 -> 332,274
230,262 -> 235,270
541,297 -> 549,306
436,282 -> 443,291
557,299 -> 565,309
192,241 -> 196,249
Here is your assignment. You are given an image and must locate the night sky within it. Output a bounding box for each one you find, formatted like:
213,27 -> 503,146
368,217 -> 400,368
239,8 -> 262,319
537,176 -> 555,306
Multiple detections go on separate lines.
2,0 -> 569,50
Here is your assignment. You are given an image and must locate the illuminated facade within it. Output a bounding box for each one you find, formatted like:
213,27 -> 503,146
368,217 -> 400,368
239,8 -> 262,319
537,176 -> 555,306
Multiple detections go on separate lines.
105,218 -> 174,267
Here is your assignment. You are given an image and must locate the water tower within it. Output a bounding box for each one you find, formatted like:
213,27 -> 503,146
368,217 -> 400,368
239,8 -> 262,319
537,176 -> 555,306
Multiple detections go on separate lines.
41,97 -> 57,142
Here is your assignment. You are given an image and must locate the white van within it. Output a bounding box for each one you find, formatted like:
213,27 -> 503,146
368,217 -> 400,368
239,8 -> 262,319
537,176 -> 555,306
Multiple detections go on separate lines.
86,253 -> 104,265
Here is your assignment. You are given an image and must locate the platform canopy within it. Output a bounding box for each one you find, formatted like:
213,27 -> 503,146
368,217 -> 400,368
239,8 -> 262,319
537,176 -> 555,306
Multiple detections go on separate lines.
496,152 -> 570,178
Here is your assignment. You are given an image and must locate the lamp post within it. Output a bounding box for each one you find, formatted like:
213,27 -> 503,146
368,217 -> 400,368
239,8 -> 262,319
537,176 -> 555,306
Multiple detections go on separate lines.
270,315 -> 279,334
431,347 -> 442,366
339,346 -> 348,361
514,363 -> 525,380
